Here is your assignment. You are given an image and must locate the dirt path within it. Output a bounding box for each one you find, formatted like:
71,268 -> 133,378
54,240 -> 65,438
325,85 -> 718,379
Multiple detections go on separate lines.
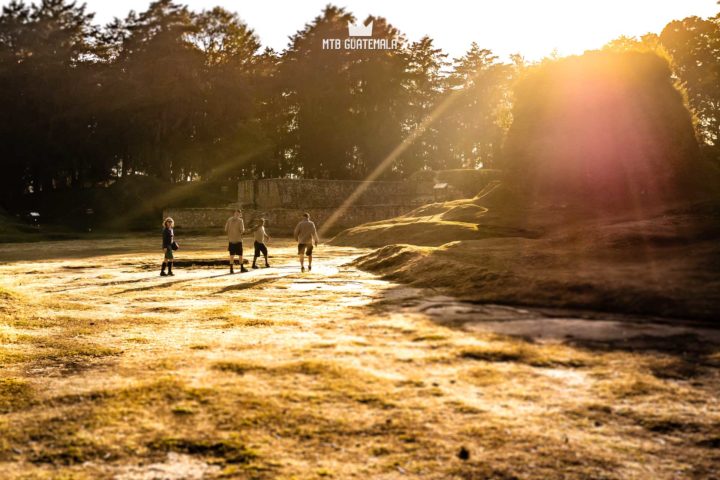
1,236 -> 719,479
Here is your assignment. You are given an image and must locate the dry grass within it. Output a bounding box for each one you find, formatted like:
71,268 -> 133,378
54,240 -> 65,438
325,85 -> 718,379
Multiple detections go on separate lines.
459,338 -> 594,368
336,193 -> 720,321
0,236 -> 718,479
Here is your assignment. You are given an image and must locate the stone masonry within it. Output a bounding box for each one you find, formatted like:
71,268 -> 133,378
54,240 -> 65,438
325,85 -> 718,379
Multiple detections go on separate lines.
162,171 -> 498,236
165,178 -> 430,236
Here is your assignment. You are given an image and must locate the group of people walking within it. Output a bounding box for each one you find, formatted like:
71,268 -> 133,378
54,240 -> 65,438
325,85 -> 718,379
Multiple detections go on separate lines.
160,210 -> 320,276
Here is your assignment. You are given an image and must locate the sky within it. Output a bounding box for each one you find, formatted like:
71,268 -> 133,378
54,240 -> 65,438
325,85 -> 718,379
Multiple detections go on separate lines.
4,0 -> 719,60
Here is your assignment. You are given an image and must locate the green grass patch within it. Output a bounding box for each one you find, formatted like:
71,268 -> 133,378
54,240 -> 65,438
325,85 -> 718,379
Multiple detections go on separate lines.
459,341 -> 590,368
0,347 -> 27,364
213,361 -> 268,375
0,285 -> 25,315
30,339 -> 122,362
0,377 -> 34,413
171,404 -> 196,416
223,318 -> 275,328
276,360 -> 355,378
0,285 -> 20,301
602,374 -> 676,398
412,333 -> 448,342
464,366 -> 507,386
28,437 -> 110,466
126,336 -> 150,344
0,378 -> 220,466
148,436 -> 258,464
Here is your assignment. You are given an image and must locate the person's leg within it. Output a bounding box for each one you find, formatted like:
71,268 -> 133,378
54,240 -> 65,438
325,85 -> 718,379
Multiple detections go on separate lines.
252,241 -> 260,269
229,254 -> 235,274
161,259 -> 167,276
163,249 -> 172,276
307,245 -> 314,271
261,243 -> 269,267
298,244 -> 305,271
239,242 -> 247,272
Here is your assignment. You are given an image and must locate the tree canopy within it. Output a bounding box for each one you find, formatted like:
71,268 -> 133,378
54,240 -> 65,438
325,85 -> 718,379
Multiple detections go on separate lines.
0,1 -> 718,210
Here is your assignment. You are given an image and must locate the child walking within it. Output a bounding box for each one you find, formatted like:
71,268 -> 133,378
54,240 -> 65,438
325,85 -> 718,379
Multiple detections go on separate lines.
252,218 -> 271,269
161,217 -> 175,277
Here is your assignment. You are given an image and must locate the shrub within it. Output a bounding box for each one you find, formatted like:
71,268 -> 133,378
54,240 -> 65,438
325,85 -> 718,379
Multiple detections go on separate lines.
503,51 -> 714,212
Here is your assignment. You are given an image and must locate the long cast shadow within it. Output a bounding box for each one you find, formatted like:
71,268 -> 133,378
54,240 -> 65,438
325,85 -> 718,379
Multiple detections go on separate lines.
113,273 -> 232,294
214,277 -> 280,294
364,282 -> 720,366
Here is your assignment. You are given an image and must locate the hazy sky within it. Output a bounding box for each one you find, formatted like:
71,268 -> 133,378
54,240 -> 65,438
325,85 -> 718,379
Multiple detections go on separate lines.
5,0 -> 719,60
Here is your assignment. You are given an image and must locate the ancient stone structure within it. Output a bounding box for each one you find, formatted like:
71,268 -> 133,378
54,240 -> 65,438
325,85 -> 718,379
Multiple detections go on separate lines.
163,171 -> 500,236
165,178 -> 432,235
238,179 -> 420,209
162,204 -> 414,236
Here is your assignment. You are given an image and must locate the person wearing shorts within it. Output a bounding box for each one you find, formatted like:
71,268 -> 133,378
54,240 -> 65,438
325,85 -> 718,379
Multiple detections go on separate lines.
293,212 -> 319,272
161,217 -> 175,277
224,209 -> 247,274
252,218 -> 271,269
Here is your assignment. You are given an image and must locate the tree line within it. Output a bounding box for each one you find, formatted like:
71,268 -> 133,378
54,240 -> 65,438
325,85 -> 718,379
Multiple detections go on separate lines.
0,0 -> 718,206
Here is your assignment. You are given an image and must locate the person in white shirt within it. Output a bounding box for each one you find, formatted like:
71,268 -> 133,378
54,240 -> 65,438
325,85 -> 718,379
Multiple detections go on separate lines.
251,218 -> 271,269
224,209 -> 247,274
293,213 -> 319,272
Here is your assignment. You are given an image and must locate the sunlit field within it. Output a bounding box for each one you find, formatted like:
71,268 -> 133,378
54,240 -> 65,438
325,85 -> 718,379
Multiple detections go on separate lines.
0,236 -> 718,479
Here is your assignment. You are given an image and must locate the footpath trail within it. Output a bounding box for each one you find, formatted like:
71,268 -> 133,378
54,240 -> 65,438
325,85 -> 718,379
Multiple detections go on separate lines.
0,236 -> 718,479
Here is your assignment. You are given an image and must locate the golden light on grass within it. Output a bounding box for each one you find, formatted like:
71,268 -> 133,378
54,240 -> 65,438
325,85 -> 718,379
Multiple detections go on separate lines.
318,82 -> 464,237
0,238 -> 718,478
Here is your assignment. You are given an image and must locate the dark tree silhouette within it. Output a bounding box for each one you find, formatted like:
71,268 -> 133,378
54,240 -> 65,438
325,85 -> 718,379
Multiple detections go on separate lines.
504,51 -> 702,211
0,0 -> 716,223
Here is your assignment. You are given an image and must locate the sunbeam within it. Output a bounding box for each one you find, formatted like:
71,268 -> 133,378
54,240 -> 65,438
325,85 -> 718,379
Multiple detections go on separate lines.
107,145 -> 272,229
319,85 -> 464,237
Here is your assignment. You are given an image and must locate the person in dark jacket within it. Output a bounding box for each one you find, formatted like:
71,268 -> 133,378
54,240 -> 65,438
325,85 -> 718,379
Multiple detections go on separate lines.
161,217 -> 175,277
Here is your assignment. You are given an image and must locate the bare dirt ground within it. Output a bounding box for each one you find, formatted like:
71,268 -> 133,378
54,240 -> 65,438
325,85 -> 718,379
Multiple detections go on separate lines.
1,236 -> 719,479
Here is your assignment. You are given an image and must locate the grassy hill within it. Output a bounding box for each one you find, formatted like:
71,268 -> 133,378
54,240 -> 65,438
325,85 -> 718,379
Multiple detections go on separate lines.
331,183 -> 720,320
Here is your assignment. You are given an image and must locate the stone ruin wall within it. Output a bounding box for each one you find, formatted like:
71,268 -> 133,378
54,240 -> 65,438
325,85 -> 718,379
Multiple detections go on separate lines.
164,172 -> 500,235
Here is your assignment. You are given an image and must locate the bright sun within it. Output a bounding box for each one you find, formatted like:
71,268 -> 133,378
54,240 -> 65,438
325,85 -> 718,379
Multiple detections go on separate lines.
435,0 -> 719,60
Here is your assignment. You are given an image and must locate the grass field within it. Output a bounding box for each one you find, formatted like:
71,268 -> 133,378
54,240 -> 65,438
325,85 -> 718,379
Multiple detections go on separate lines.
0,236 -> 719,479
